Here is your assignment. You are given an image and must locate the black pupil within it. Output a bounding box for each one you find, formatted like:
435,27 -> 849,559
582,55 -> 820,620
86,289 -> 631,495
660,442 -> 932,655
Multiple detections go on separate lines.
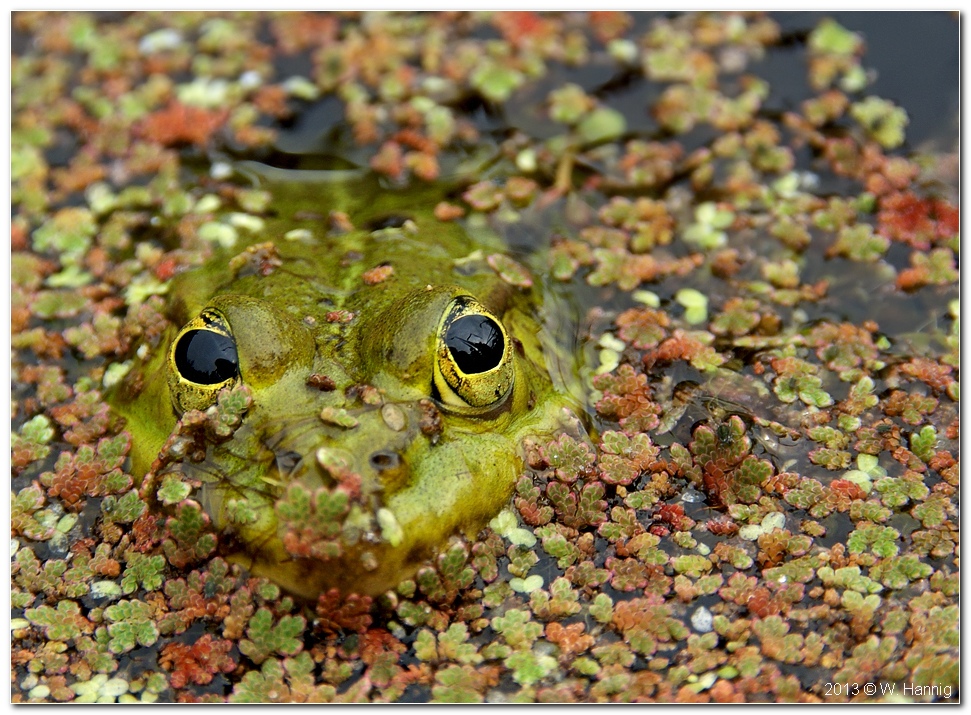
174,330 -> 239,385
445,315 -> 504,374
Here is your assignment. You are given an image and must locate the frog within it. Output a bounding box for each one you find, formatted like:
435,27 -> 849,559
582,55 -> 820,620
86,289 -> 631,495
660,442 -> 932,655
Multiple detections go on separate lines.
110,168 -> 582,599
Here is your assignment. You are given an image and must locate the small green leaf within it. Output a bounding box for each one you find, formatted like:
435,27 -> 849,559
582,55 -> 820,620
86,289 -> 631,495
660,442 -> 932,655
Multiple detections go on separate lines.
850,96 -> 909,149
589,593 -> 614,624
577,107 -> 627,144
673,554 -> 713,577
510,574 -> 544,593
120,553 -> 166,594
675,288 -> 709,325
25,600 -> 88,641
156,474 -> 192,505
808,18 -> 862,56
847,524 -> 900,558
102,490 -> 146,524
487,253 -> 533,288
548,83 -> 594,125
239,608 -> 306,664
505,649 -> 558,685
491,608 -> 542,649
869,555 -> 933,589
910,425 -> 938,463
471,62 -> 524,103
104,599 -> 160,653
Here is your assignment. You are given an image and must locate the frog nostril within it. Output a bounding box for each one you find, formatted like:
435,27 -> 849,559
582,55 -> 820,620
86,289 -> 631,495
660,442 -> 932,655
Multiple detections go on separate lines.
369,451 -> 400,471
366,214 -> 412,231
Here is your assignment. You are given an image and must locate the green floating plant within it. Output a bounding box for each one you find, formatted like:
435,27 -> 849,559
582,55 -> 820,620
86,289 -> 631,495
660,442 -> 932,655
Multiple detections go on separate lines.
492,608 -> 543,650
546,480 -> 607,530
120,553 -> 166,594
530,577 -> 582,620
816,565 -> 882,594
868,555 -> 932,590
598,431 -> 658,486
847,523 -> 900,558
12,414 -> 55,469
505,648 -> 559,686
808,18 -> 862,56
25,600 -> 91,642
431,665 -> 488,704
162,501 -> 217,568
577,107 -> 627,145
230,653 -> 336,703
12,484 -> 58,542
874,475 -> 929,509
909,425 -> 938,463
850,97 -> 909,149
548,83 -> 594,124
470,61 -> 525,104
238,608 -> 306,665
682,203 -> 735,250
103,599 -> 160,654
275,483 -> 350,560
102,490 -> 146,525
543,433 -> 596,483
535,525 -> 581,569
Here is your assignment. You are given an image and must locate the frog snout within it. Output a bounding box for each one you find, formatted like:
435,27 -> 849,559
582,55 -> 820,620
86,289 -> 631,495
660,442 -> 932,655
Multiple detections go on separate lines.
312,406 -> 419,495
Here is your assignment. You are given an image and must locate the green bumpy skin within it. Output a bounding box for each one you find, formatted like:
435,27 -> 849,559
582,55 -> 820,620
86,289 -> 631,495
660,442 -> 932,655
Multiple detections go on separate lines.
111,172 -> 579,598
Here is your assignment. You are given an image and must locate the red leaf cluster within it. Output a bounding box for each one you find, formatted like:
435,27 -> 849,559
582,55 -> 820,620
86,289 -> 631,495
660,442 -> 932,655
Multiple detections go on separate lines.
611,593 -> 669,633
43,436 -> 132,509
701,459 -> 731,506
706,517 -> 739,536
829,479 -> 867,501
615,307 -> 670,349
493,11 -> 557,47
545,621 -> 595,659
251,84 -> 290,119
746,587 -> 782,619
159,634 -> 236,689
315,588 -> 374,635
655,503 -> 692,531
269,13 -> 339,54
645,331 -> 709,368
746,582 -> 805,618
130,511 -> 163,553
589,11 -> 633,43
593,364 -> 662,432
877,192 -> 958,250
898,358 -> 954,394
139,102 -> 229,148
359,628 -> 406,665
49,392 -> 111,446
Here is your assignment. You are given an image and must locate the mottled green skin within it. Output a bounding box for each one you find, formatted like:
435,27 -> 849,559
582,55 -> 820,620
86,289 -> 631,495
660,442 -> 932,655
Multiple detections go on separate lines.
112,172 -> 577,598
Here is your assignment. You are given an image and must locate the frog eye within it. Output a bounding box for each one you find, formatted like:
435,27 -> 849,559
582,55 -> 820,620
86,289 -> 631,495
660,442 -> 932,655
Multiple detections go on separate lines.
445,315 -> 505,373
174,330 -> 238,384
434,296 -> 514,410
168,309 -> 240,412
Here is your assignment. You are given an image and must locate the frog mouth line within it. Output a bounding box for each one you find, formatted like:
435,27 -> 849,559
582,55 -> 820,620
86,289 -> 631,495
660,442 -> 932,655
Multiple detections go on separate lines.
428,381 -> 516,420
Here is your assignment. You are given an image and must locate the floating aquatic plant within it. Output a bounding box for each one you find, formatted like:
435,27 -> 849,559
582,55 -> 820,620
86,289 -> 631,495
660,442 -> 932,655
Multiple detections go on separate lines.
10,10 -> 958,704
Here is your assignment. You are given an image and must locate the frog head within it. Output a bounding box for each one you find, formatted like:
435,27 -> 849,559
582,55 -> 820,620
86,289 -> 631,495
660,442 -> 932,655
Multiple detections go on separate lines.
116,270 -> 574,597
